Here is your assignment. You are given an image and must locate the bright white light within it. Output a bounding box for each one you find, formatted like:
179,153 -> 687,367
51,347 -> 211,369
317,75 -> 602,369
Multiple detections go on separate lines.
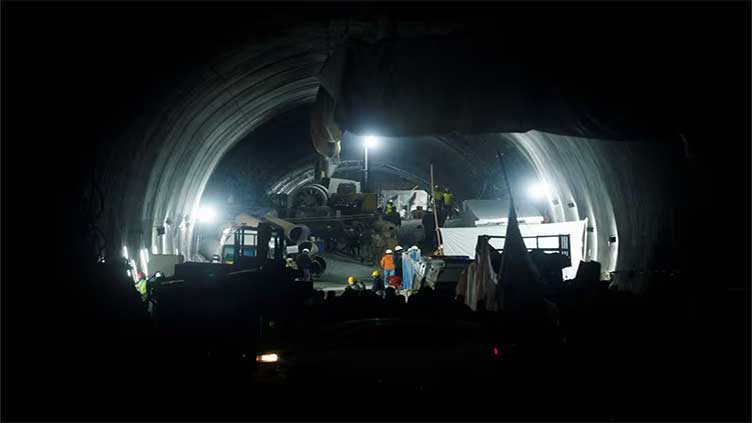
129,259 -> 138,282
256,353 -> 279,363
198,205 -> 218,223
528,182 -> 551,201
140,249 -> 149,277
363,135 -> 379,149
122,246 -> 129,260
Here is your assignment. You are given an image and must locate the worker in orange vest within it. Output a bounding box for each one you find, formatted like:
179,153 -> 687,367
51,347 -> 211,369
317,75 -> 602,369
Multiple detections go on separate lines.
380,248 -> 396,280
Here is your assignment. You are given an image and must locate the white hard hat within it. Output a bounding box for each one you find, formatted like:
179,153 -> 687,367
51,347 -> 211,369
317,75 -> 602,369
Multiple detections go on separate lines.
385,249 -> 393,254
394,245 -> 403,252
409,245 -> 419,251
302,248 -> 310,254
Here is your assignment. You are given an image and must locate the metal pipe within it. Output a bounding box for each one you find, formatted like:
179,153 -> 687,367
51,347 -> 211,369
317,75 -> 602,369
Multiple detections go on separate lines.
430,163 -> 443,255
363,145 -> 369,193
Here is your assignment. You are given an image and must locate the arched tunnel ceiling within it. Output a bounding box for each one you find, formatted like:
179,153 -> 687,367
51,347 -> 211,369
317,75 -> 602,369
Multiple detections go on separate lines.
3,5 -> 751,419
203,96 -> 686,285
204,105 -> 537,205
27,3 -> 744,290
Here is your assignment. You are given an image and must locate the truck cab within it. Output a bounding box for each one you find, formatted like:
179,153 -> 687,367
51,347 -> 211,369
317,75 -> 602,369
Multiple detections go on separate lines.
220,228 -> 259,264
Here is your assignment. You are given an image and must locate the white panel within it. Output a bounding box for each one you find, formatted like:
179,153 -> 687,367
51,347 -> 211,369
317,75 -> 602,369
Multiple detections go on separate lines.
440,219 -> 587,280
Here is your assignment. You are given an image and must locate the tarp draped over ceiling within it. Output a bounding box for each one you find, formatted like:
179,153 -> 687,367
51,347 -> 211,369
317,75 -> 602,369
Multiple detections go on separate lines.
309,88 -> 341,158
316,35 -> 675,142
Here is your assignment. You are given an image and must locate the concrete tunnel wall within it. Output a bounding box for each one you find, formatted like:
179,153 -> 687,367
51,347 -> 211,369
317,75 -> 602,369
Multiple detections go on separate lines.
102,20 -> 683,290
105,24 -> 333,262
509,132 -> 681,289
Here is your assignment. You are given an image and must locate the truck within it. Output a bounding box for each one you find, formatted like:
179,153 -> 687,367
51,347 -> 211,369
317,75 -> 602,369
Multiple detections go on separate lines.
214,217 -> 327,275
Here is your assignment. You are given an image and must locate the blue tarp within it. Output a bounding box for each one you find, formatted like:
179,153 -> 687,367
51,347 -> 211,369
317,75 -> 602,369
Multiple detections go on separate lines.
402,247 -> 421,290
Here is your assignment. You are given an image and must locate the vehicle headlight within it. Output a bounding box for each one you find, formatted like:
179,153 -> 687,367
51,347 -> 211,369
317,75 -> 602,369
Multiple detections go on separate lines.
256,353 -> 279,363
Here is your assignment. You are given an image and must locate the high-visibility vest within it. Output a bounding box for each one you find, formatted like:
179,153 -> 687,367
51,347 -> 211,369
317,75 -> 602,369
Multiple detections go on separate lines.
135,279 -> 148,301
380,254 -> 395,270
443,191 -> 454,206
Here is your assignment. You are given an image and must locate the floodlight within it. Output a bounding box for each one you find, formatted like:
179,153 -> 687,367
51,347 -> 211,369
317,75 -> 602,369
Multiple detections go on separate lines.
528,182 -> 550,201
363,135 -> 379,149
198,205 -> 218,223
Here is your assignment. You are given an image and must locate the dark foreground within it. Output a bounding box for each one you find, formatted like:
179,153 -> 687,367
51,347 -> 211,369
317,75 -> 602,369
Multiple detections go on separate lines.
2,264 -> 749,422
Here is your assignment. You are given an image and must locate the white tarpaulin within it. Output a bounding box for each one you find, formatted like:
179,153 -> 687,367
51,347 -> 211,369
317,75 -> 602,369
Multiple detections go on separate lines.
381,190 -> 429,213
440,219 -> 587,280
463,199 -> 543,226
455,236 -> 498,311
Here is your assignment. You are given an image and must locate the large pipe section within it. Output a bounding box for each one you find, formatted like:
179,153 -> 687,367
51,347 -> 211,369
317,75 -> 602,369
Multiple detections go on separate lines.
263,215 -> 312,245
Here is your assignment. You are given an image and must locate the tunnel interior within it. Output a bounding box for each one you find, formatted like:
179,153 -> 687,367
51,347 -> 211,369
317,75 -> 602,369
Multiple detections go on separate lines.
3,2 -> 750,421
203,105 -> 538,208
27,3 -> 743,292
198,99 -> 679,287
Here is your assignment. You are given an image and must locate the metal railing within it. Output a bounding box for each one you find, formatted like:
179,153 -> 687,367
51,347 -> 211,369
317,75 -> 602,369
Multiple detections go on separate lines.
486,234 -> 571,257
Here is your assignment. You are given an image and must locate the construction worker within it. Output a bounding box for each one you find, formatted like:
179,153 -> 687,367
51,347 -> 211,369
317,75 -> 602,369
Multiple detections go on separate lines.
422,207 -> 436,248
134,271 -> 148,302
443,187 -> 455,219
432,184 -> 444,211
296,248 -> 313,281
285,257 -> 298,270
385,200 -> 402,227
145,271 -> 165,315
370,270 -> 385,296
346,275 -> 366,291
380,248 -> 396,280
385,200 -> 396,214
412,205 -> 425,220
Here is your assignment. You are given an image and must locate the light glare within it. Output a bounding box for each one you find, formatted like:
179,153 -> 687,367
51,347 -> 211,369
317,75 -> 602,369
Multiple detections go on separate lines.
129,259 -> 138,282
363,135 -> 378,149
256,353 -> 279,363
528,182 -> 550,201
198,205 -> 218,223
140,249 -> 149,277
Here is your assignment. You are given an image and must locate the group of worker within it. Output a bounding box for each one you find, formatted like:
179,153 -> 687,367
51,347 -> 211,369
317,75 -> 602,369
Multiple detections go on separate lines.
346,245 -> 420,296
431,185 -> 456,219
346,268 -> 395,296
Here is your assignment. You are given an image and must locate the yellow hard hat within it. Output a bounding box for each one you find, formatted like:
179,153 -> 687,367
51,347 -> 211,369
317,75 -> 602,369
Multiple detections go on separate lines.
371,270 -> 381,277
347,276 -> 357,284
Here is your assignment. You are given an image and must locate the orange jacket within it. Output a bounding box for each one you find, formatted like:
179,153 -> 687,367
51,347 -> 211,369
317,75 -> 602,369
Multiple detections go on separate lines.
380,254 -> 395,270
